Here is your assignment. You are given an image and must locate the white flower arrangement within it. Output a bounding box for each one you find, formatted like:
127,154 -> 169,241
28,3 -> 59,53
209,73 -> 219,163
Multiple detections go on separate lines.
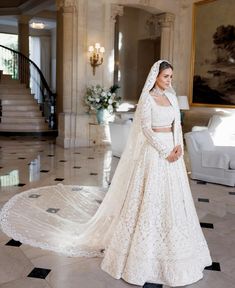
84,84 -> 121,113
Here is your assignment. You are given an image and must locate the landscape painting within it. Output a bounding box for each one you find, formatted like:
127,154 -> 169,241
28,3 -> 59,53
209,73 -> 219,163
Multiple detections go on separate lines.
191,0 -> 235,107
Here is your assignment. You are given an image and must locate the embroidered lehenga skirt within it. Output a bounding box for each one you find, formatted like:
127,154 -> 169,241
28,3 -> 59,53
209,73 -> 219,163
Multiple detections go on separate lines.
101,132 -> 212,287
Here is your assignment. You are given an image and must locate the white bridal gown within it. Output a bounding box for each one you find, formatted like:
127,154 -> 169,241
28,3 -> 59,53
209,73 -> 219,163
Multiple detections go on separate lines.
101,95 -> 212,286
0,60 -> 212,287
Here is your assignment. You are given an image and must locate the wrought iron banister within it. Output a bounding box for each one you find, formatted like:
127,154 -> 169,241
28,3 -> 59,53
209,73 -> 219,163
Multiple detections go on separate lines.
0,44 -> 56,129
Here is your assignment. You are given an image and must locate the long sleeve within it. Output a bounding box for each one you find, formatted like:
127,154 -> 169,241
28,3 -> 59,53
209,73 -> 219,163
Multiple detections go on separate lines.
174,99 -> 184,155
140,96 -> 172,158
178,124 -> 184,153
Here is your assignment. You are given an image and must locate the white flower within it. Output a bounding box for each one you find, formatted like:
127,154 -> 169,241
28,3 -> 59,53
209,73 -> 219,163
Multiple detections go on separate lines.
108,104 -> 113,111
85,85 -> 121,111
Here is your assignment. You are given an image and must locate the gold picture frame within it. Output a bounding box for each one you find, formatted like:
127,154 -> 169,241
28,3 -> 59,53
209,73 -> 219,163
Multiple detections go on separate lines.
190,0 -> 235,108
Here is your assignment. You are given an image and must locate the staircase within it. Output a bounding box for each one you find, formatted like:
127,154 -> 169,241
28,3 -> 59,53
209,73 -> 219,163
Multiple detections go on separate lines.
0,44 -> 56,133
0,71 -> 49,132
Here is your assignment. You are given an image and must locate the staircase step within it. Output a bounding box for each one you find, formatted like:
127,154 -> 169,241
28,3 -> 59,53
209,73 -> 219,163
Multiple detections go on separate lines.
0,80 -> 23,85
0,123 -> 49,131
1,99 -> 37,105
0,117 -> 46,124
0,94 -> 35,100
0,88 -> 31,94
1,110 -> 42,117
2,105 -> 40,111
0,74 -> 13,81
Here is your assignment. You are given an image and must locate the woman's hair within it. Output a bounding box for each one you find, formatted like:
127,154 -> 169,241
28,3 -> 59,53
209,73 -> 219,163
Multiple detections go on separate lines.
158,61 -> 173,76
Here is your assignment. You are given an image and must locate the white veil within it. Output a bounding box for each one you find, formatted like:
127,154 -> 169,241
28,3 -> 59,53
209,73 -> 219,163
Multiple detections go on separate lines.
0,60 -> 175,257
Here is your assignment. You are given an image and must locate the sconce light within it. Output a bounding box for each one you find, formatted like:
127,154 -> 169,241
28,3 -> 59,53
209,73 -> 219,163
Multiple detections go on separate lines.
88,43 -> 105,75
30,22 -> 45,29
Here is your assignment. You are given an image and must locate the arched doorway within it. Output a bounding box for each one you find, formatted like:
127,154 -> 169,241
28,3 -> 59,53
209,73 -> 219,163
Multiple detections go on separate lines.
113,5 -> 174,103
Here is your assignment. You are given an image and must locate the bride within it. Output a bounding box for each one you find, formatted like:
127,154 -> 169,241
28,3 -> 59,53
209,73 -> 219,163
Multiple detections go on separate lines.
0,60 -> 212,287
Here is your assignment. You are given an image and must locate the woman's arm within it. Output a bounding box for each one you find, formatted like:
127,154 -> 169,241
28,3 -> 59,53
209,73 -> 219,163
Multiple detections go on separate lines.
174,98 -> 184,155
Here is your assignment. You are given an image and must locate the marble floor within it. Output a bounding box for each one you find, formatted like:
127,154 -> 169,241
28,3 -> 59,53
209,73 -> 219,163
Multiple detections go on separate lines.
0,135 -> 235,288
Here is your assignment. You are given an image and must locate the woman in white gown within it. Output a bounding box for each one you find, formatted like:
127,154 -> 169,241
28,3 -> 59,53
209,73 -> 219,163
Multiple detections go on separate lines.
0,60 -> 212,287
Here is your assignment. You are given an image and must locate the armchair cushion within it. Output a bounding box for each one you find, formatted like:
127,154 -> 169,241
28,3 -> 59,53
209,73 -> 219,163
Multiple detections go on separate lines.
193,130 -> 215,151
201,150 -> 230,169
109,120 -> 132,157
192,126 -> 208,132
230,160 -> 235,170
192,114 -> 235,146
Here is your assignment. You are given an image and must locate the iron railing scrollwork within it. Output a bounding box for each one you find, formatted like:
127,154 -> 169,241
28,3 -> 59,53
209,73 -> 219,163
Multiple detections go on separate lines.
0,44 -> 56,129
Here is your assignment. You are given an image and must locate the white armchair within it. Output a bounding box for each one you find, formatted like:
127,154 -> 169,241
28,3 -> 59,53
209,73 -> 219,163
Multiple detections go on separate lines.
184,130 -> 235,186
109,113 -> 133,157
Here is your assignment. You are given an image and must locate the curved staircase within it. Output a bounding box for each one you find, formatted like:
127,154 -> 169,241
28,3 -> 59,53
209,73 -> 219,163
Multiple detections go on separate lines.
0,71 -> 49,132
0,44 -> 56,134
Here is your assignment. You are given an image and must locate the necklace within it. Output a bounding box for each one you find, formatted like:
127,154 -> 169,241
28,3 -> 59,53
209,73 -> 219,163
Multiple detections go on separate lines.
151,86 -> 165,97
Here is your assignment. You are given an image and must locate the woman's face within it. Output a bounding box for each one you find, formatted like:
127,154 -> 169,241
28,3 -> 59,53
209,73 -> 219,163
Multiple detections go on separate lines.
155,68 -> 173,90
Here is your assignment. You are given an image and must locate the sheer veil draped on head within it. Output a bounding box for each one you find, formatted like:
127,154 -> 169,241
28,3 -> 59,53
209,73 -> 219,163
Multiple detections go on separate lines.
0,60 -> 176,257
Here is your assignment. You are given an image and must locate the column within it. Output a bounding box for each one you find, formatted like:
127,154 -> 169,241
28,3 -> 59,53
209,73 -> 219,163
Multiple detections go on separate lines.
56,0 -> 79,148
18,15 -> 30,86
103,4 -> 123,87
157,13 -> 175,63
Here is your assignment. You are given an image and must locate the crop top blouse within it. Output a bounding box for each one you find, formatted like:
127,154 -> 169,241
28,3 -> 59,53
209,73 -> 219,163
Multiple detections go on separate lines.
150,96 -> 175,128
140,95 -> 176,159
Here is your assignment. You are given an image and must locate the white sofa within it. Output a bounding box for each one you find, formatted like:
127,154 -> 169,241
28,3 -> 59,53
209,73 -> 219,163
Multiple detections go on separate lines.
109,113 -> 134,157
185,130 -> 235,186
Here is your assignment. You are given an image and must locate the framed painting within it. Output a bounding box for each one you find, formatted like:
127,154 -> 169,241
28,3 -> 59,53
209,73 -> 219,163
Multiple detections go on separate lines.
190,0 -> 235,107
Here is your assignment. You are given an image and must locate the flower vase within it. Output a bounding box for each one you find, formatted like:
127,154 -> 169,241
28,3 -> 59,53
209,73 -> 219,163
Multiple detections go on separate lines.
96,109 -> 105,124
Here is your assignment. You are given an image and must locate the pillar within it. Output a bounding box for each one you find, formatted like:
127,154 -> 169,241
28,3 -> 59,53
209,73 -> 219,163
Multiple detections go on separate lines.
103,4 -> 123,87
157,13 -> 175,63
56,0 -> 79,148
18,15 -> 30,86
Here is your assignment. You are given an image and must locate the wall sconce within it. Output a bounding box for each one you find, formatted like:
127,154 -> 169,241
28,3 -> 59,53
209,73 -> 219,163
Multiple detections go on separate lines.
88,43 -> 105,75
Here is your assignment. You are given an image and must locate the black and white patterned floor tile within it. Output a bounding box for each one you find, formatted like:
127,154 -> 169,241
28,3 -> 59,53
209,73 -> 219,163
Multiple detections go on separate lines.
27,268 -> 51,279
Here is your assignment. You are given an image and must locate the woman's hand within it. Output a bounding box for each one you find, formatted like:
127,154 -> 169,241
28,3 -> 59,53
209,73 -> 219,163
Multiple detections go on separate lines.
173,145 -> 182,159
166,145 -> 182,162
166,150 -> 178,162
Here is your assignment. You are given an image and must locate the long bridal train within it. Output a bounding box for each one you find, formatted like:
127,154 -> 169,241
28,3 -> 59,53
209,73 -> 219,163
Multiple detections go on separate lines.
0,184 -> 110,257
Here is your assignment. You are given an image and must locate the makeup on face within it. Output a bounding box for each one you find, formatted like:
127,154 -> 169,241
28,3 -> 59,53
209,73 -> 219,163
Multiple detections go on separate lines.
156,68 -> 173,90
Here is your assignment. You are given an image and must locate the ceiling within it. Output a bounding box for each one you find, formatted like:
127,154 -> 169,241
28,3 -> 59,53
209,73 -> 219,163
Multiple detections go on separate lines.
0,0 -> 56,16
0,0 -> 28,8
0,0 -> 56,30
